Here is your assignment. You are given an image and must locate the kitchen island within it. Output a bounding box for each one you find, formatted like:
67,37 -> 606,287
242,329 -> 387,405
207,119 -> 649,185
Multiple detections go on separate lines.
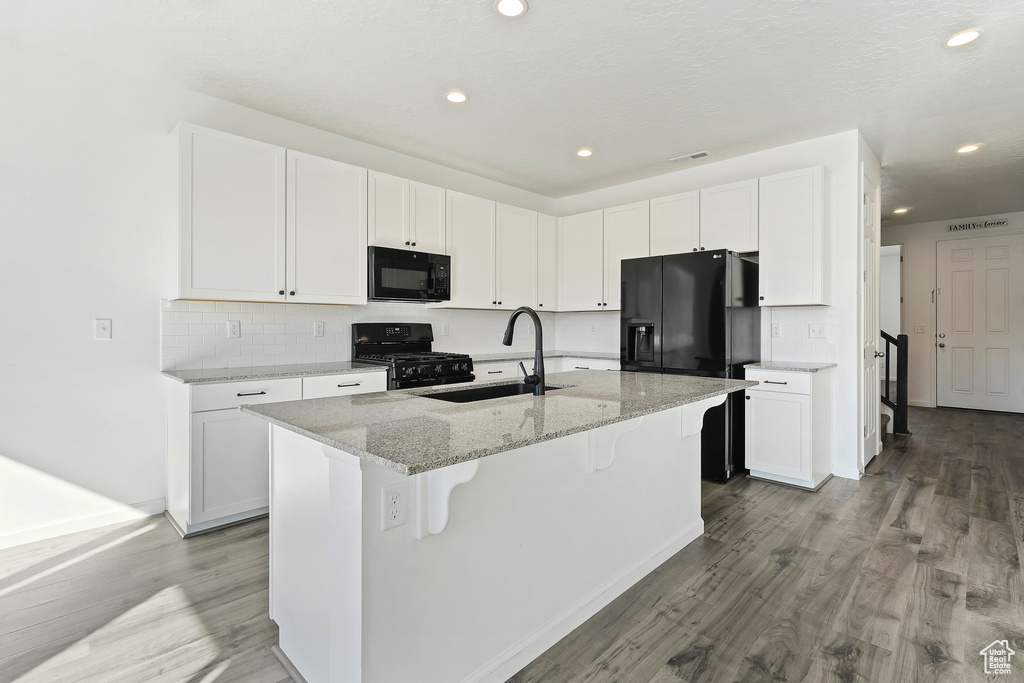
241,369 -> 754,683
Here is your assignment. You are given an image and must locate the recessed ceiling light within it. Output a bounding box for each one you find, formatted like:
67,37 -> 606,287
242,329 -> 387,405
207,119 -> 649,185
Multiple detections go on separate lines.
494,0 -> 528,18
577,149 -> 592,157
945,28 -> 981,47
894,208 -> 909,214
445,91 -> 467,104
956,144 -> 980,153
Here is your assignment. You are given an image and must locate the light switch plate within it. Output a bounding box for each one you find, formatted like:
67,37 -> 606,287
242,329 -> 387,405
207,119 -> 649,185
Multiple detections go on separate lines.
808,324 -> 824,339
914,325 -> 925,333
442,323 -> 450,336
94,319 -> 112,340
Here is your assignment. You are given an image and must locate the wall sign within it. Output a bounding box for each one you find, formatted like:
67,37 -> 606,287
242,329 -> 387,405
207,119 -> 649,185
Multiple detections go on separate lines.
947,217 -> 1009,231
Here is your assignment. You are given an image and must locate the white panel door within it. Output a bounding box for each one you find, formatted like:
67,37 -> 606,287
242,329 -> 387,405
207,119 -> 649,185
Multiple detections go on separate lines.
745,390 -> 812,480
559,211 -> 604,311
286,151 -> 367,305
603,201 -> 650,310
178,123 -> 286,301
367,171 -> 409,249
495,204 -> 538,310
190,410 -> 270,524
409,182 -> 446,253
699,178 -> 758,252
445,191 -> 495,309
759,166 -> 827,306
936,234 -> 1024,412
861,171 -> 881,465
650,191 -> 700,256
537,213 -> 558,311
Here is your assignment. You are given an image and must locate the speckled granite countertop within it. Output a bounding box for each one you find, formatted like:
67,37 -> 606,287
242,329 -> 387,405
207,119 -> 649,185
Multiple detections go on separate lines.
473,350 -> 619,363
744,362 -> 837,373
240,370 -> 754,475
161,361 -> 386,384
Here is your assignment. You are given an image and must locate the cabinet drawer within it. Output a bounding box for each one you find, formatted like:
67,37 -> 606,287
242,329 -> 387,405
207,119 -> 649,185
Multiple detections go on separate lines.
302,371 -> 387,399
473,361 -> 523,383
191,377 -> 302,412
563,358 -> 620,371
745,370 -> 811,395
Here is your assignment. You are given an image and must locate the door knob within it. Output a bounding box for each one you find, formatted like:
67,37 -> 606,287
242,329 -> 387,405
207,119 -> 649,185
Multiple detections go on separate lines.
874,351 -> 885,358
938,333 -> 945,338
938,343 -> 945,348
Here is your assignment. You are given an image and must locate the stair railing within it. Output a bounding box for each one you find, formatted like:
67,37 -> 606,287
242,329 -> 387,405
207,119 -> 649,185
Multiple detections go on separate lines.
880,330 -> 910,435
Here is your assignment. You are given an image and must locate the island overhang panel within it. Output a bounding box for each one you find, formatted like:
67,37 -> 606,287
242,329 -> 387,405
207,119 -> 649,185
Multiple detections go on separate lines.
243,370 -> 755,683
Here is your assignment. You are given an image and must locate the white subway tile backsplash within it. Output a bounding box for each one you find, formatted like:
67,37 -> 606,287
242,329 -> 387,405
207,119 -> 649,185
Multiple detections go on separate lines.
189,301 -> 217,312
240,303 -> 265,313
216,302 -> 241,312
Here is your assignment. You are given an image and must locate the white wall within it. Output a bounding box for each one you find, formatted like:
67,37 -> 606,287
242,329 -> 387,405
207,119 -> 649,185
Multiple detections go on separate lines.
882,210 -> 1024,407
557,130 -> 868,479
879,246 -> 902,377
0,37 -> 555,548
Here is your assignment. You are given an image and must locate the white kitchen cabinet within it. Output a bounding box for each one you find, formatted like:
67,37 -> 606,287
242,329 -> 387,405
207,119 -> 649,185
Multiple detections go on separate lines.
744,367 -> 832,490
758,166 -> 829,306
700,178 -> 758,253
173,122 -> 286,302
650,191 -> 700,256
558,211 -> 605,311
495,203 -> 538,310
472,361 -> 523,383
537,213 -> 558,311
446,191 -> 496,309
165,371 -> 384,536
286,151 -> 368,305
172,123 -> 367,305
603,201 -> 651,310
368,171 -> 446,254
561,357 -> 620,372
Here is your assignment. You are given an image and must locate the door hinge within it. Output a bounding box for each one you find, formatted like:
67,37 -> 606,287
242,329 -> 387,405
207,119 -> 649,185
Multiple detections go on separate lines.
900,296 -> 903,303
864,426 -> 869,438
863,193 -> 867,205
863,271 -> 867,283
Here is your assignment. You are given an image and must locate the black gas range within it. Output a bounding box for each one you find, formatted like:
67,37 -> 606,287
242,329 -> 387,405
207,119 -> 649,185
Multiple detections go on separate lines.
352,323 -> 475,390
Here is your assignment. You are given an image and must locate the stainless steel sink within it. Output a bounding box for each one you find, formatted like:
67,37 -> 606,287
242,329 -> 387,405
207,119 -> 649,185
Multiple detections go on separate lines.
420,383 -> 566,403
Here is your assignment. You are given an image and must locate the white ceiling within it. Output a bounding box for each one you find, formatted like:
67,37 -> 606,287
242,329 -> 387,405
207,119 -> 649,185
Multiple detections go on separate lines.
3,0 -> 1024,226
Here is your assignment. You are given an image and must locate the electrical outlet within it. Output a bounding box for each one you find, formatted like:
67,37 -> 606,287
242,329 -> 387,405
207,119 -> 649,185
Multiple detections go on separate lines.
441,322 -> 450,336
381,482 -> 407,531
808,324 -> 824,339
526,321 -> 533,335
227,320 -> 241,339
914,325 -> 925,333
94,319 -> 112,340
313,321 -> 325,337
771,323 -> 782,338
590,324 -> 597,336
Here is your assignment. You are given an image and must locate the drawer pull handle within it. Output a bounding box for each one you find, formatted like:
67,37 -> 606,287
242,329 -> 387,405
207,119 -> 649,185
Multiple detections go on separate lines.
237,390 -> 267,397
337,382 -> 361,388
575,366 -> 590,369
763,381 -> 788,385
487,370 -> 503,374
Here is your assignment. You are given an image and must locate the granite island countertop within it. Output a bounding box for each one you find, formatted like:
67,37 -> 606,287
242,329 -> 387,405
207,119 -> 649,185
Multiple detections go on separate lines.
744,361 -> 837,373
240,370 -> 755,475
472,350 -> 619,363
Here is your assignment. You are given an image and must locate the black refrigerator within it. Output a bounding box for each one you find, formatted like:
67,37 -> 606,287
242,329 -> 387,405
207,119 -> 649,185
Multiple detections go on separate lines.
620,250 -> 760,482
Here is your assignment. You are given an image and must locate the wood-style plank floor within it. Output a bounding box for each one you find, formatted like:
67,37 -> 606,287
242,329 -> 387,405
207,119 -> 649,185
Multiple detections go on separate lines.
1,406 -> 1021,682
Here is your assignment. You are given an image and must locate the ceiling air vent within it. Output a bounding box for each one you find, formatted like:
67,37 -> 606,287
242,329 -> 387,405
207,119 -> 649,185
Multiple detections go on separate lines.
669,151 -> 711,163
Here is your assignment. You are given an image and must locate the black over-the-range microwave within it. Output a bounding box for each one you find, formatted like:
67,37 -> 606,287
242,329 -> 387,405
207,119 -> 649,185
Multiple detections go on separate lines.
368,246 -> 451,303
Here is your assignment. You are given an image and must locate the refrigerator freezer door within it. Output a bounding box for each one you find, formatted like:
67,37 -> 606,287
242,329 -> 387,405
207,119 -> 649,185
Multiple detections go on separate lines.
619,256 -> 662,369
662,251 -> 729,374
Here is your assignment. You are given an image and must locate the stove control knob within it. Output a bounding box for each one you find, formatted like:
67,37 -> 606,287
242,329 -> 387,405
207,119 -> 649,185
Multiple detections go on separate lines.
434,365 -> 443,374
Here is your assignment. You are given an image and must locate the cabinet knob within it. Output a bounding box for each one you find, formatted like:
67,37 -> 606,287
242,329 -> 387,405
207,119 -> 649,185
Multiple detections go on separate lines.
493,301 -> 497,305
745,395 -> 751,400
692,248 -> 698,252
700,247 -> 705,251
538,303 -> 543,307
759,296 -> 765,301
289,291 -> 295,296
498,301 -> 502,305
279,290 -> 285,295
405,241 -> 411,245
411,242 -> 416,246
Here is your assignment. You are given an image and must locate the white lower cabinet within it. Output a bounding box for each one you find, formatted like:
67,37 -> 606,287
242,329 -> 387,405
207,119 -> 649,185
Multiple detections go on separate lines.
744,368 -> 832,490
472,361 -> 523,383
166,370 -> 385,536
561,357 -> 620,372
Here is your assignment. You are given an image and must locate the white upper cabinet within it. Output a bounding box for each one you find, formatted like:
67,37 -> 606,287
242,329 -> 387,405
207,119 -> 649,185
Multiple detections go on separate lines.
537,213 -> 558,311
758,166 -> 829,306
495,203 -> 538,310
286,151 -> 367,305
446,191 -> 495,309
559,211 -> 605,311
700,178 -> 758,253
650,191 -> 700,256
174,123 -> 286,302
368,171 -> 446,253
602,201 -> 651,310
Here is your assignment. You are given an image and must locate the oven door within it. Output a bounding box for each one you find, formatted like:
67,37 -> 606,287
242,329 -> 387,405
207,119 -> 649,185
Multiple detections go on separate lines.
368,246 -> 450,302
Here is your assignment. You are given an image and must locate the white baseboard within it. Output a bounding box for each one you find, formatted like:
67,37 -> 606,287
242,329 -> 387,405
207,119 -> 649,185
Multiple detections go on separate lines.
469,518 -> 705,683
831,466 -> 862,481
909,399 -> 935,408
0,498 -> 166,550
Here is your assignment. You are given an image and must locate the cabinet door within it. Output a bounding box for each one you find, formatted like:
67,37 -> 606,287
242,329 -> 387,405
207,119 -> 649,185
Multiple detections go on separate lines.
410,182 -> 446,254
176,123 -> 286,301
190,410 -> 270,524
446,191 -> 495,309
603,201 -> 650,310
559,211 -> 604,311
495,204 -> 538,310
286,151 -> 367,305
759,166 -> 827,306
700,179 -> 758,252
367,171 -> 409,249
650,191 -> 700,256
302,371 -> 388,399
537,214 -> 558,311
745,390 -> 812,480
